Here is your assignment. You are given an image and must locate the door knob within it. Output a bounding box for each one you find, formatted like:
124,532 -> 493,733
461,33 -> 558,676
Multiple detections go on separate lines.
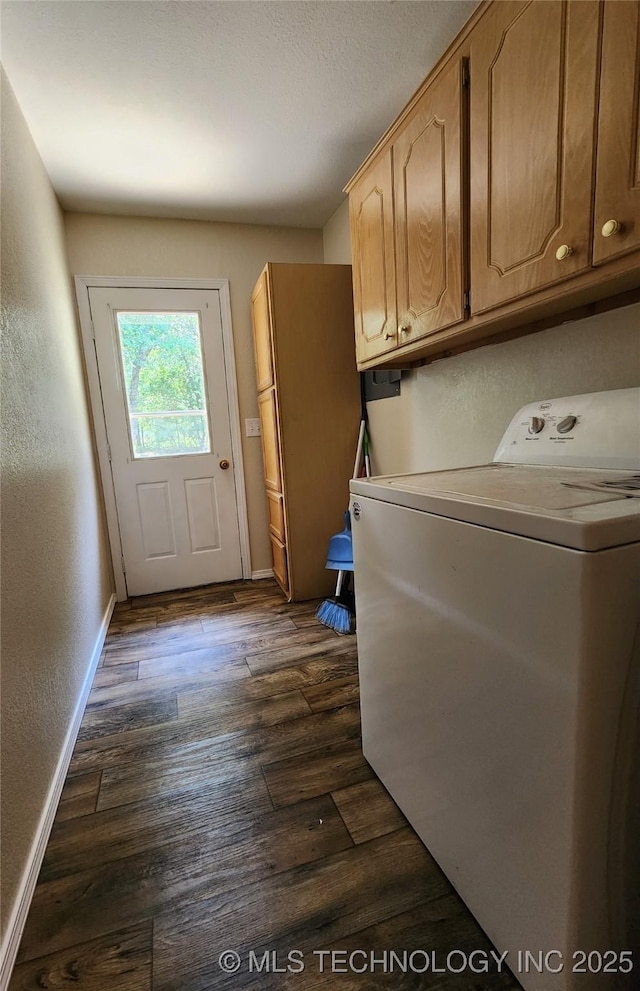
219,459 -> 230,470
601,219 -> 622,237
555,244 -> 573,260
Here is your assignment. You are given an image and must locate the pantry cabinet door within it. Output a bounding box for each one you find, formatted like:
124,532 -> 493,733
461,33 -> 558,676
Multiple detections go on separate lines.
593,0 -> 640,265
250,269 -> 275,392
349,149 -> 397,362
394,58 -> 465,345
257,389 -> 282,493
469,0 -> 600,314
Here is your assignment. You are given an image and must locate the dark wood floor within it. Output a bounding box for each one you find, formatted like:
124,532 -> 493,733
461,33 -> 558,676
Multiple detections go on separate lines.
10,579 -> 520,990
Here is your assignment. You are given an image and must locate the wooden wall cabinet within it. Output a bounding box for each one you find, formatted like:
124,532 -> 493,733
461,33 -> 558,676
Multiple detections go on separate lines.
349,149 -> 397,363
347,0 -> 640,371
593,0 -> 640,265
469,0 -> 600,312
349,57 -> 467,364
470,0 -> 640,312
250,263 -> 361,601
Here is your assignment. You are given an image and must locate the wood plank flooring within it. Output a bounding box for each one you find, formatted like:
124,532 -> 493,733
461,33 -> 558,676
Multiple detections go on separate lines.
10,579 -> 521,991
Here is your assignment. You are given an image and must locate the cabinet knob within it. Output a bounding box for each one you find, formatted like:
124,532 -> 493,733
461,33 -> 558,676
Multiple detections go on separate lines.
601,219 -> 622,238
384,332 -> 396,340
555,244 -> 573,261
219,459 -> 230,470
399,324 -> 411,335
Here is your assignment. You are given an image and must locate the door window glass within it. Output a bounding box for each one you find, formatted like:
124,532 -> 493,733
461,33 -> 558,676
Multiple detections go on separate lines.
116,311 -> 211,458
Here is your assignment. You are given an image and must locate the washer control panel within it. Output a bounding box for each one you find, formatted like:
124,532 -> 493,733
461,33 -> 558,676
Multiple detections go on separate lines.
527,412 -> 579,435
494,388 -> 640,470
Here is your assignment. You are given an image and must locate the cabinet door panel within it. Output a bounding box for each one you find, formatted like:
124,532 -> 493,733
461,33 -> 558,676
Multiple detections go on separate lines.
349,149 -> 397,361
470,0 -> 600,313
394,58 -> 465,343
257,389 -> 282,493
269,534 -> 289,595
251,271 -> 274,392
593,0 -> 640,265
266,489 -> 285,542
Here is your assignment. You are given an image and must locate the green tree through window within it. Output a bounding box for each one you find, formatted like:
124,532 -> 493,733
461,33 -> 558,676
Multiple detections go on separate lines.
116,311 -> 211,457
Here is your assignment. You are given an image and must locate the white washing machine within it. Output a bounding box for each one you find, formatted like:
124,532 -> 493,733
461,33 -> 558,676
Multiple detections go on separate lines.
350,388 -> 640,991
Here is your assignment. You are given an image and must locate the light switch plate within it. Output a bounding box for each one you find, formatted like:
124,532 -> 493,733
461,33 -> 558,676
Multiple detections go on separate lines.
245,418 -> 261,437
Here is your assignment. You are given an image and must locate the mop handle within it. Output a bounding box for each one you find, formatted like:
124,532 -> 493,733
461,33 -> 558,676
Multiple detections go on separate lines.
352,419 -> 365,479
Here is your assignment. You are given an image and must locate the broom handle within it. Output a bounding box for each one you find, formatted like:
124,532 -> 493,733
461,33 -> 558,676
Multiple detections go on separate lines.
352,420 -> 365,479
363,425 -> 371,478
335,571 -> 344,597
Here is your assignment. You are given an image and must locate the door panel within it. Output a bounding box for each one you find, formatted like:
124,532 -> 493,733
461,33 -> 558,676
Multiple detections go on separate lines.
90,286 -> 242,596
184,477 -> 221,552
250,271 -> 275,391
269,534 -> 289,594
349,149 -> 397,360
593,0 -> 640,265
394,57 -> 465,343
266,489 -> 285,541
470,0 -> 600,312
488,2 -> 563,270
136,482 -> 175,558
257,388 -> 282,492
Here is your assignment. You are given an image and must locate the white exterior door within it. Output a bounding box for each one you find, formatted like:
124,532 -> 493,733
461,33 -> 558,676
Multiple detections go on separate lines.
89,286 -> 243,597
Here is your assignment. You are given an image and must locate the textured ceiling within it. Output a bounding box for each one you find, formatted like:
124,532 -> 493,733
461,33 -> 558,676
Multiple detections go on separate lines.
1,0 -> 478,228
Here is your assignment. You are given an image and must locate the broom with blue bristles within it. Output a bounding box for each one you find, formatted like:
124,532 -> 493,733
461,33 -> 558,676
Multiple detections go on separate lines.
316,420 -> 368,635
315,515 -> 356,634
316,567 -> 355,635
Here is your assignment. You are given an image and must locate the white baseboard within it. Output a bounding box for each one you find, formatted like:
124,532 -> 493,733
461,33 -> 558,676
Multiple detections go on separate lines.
251,568 -> 274,580
0,592 -> 116,991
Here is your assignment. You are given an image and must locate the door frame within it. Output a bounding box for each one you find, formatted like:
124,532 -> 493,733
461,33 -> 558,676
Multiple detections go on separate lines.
75,275 -> 252,601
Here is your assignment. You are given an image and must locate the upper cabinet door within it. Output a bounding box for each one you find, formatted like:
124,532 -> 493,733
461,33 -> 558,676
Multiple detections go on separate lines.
593,0 -> 640,265
251,270 -> 274,393
349,149 -> 397,361
470,0 -> 600,314
394,59 -> 465,344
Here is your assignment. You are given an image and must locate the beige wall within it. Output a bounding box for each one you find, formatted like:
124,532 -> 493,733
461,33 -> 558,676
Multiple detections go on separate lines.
64,214 -> 323,573
323,201 -> 351,268
0,71 -> 113,949
323,200 -> 640,475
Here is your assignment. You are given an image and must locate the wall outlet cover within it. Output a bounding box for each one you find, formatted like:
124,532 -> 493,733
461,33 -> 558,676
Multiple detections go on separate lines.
245,418 -> 261,437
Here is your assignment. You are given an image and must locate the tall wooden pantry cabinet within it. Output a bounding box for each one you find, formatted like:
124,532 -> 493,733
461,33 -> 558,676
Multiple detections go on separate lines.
250,263 -> 361,601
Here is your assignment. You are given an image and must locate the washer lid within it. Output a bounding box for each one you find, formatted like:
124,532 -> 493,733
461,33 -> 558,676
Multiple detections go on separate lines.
350,465 -> 640,550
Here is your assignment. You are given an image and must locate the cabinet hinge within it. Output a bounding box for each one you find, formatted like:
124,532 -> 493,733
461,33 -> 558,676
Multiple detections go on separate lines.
106,443 -> 112,462
121,555 -> 126,575
462,59 -> 470,88
90,320 -> 96,340
463,290 -> 471,312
